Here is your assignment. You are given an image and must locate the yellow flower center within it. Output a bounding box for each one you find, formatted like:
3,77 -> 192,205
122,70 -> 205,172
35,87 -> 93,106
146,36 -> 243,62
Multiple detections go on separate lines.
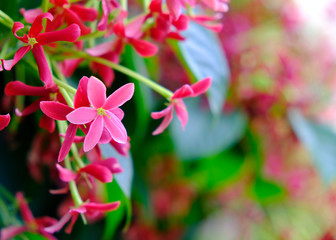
97,108 -> 106,116
28,37 -> 38,46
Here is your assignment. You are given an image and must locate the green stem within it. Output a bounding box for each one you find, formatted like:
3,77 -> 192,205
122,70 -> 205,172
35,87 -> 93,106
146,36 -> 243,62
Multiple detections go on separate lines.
42,0 -> 49,13
0,10 -> 14,28
121,0 -> 128,13
56,47 -> 173,99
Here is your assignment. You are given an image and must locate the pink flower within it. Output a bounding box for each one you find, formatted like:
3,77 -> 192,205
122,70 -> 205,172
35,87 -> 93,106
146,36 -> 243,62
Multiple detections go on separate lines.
151,77 -> 211,135
0,113 -> 10,131
56,157 -> 122,183
66,76 -> 134,152
46,0 -> 98,35
44,201 -> 120,234
1,192 -> 57,240
2,13 -> 80,88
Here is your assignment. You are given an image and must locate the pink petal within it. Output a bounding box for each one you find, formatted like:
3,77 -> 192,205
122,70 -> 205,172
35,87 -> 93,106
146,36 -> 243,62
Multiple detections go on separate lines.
86,41 -> 114,56
84,115 -> 104,152
0,226 -> 28,240
94,62 -> 114,87
79,164 -> 112,182
166,0 -> 182,20
39,114 -> 55,133
35,216 -> 58,228
66,107 -> 97,124
152,106 -> 174,135
5,81 -> 51,96
190,77 -> 212,96
74,76 -> 90,108
172,85 -> 193,99
113,22 -> 126,38
28,12 -> 53,38
69,5 -> 98,21
174,100 -> 188,129
58,123 -> 77,162
56,164 -> 77,182
0,114 -> 10,131
88,76 -> 106,108
16,192 -> 35,224
109,108 -> 124,120
40,101 -> 73,120
125,15 -> 146,38
129,38 -> 158,57
49,186 -> 69,195
12,22 -> 29,43
173,14 -> 189,30
82,201 -> 120,212
149,0 -> 163,12
36,24 -> 80,45
103,83 -> 134,110
96,157 -> 123,173
16,98 -> 43,117
61,58 -> 83,77
44,212 -> 73,234
103,114 -> 127,143
99,128 -> 112,144
20,8 -> 43,24
151,106 -> 172,119
110,138 -> 130,156
64,8 -> 91,35
31,44 -> 55,88
3,45 -> 31,70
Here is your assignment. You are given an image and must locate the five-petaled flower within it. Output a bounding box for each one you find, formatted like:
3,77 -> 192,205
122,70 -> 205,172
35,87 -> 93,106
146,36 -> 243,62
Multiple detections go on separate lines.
2,12 -> 80,88
66,76 -> 134,152
151,77 -> 211,135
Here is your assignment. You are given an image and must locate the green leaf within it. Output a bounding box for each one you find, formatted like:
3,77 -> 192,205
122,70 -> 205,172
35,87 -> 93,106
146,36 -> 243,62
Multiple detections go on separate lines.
16,232 -> 48,240
193,151 -> 245,191
249,177 -> 285,204
289,109 -> 336,184
177,21 -> 230,114
170,98 -> 247,161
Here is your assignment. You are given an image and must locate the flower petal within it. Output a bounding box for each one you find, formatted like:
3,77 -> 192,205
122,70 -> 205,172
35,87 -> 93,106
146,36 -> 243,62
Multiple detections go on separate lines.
152,106 -> 174,135
40,101 -> 73,120
151,106 -> 171,119
16,192 -> 35,224
109,108 -> 124,120
20,8 -> 43,24
61,58 -> 83,77
103,83 -> 134,110
86,41 -> 114,56
74,76 -> 90,108
12,22 -> 29,43
88,76 -> 106,108
66,107 -> 97,124
0,114 -> 10,131
2,45 -> 31,70
31,44 -> 56,88
172,84 -> 193,99
36,24 -> 81,45
44,212 -> 73,234
82,201 -> 120,212
0,226 -> 28,240
56,164 -> 77,182
190,77 -> 212,96
79,164 -> 112,183
58,123 -> 77,162
103,114 -> 127,143
99,128 -> 112,144
28,12 -> 53,38
96,157 -> 123,174
5,81 -> 51,96
129,38 -> 158,57
84,115 -> 104,152
94,62 -> 114,87
39,114 -> 55,133
166,0 -> 182,20
174,100 -> 188,129
64,8 -> 91,35
69,5 -> 98,22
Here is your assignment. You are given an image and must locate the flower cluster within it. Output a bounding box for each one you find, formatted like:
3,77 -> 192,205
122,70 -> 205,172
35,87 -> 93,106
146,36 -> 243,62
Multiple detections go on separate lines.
0,0 -> 219,237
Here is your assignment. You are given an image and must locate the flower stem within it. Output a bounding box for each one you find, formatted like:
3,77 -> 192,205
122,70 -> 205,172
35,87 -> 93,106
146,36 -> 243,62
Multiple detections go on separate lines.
0,10 -> 14,28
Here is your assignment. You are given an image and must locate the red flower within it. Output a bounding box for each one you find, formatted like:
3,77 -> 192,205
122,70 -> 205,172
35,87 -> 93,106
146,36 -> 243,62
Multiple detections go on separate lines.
0,113 -> 10,131
46,0 -> 98,35
151,77 -> 211,135
44,201 -> 120,234
2,12 -> 80,88
1,192 -> 57,240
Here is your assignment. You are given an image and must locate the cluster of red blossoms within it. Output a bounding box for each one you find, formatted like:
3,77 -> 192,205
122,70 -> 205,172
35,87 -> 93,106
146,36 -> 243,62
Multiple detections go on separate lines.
0,0 -> 228,238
